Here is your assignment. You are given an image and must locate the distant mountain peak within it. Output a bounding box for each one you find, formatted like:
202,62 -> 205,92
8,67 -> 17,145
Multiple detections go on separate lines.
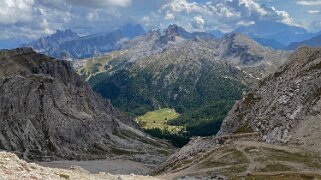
223,32 -> 247,40
235,20 -> 315,46
120,23 -> 145,38
48,29 -> 80,42
155,24 -> 185,46
56,29 -> 78,35
165,24 -> 181,37
155,24 -> 214,46
21,29 -> 80,54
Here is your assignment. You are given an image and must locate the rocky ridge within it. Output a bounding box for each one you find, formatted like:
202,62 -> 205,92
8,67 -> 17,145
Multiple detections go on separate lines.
0,48 -> 172,163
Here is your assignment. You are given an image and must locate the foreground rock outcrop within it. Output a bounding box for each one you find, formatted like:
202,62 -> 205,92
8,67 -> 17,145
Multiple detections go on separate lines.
0,48 -> 172,162
0,151 -> 161,180
218,46 -> 321,145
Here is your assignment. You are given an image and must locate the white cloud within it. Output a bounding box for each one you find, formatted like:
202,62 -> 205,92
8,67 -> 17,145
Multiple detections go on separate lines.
273,9 -> 296,25
66,0 -> 132,8
237,20 -> 255,26
297,1 -> 321,6
141,0 -> 297,32
0,0 -> 307,41
0,0 -> 34,24
307,10 -> 320,14
0,0 -> 133,40
192,15 -> 205,30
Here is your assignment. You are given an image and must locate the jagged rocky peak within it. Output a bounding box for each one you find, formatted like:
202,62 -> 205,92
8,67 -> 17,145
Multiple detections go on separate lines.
22,29 -> 80,54
165,24 -> 181,37
0,48 -> 172,161
156,24 -> 214,46
51,29 -> 80,40
38,29 -> 80,45
157,24 -> 182,45
218,46 -> 321,145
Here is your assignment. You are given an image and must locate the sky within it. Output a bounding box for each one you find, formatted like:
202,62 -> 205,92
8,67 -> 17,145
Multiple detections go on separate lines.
0,0 -> 321,41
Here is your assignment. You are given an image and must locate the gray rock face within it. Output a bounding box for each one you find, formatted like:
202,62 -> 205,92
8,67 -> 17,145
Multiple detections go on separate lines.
0,48 -> 172,161
218,46 -> 321,144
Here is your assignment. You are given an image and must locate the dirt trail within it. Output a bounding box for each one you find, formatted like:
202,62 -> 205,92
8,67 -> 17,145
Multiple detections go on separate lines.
236,146 -> 256,173
160,139 -> 321,179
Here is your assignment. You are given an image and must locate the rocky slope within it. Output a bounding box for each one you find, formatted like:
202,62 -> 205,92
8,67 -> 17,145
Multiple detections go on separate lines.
152,47 -> 321,179
0,48 -> 172,162
218,46 -> 321,144
0,151 -> 161,180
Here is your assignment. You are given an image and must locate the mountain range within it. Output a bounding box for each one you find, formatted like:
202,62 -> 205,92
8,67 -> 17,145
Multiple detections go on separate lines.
17,22 -> 321,59
235,21 -> 320,45
22,24 -> 145,59
1,23 -> 321,180
76,24 -> 289,142
232,21 -> 321,50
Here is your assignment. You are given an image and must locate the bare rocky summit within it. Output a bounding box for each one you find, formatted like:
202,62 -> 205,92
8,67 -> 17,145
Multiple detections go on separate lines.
0,48 -> 172,162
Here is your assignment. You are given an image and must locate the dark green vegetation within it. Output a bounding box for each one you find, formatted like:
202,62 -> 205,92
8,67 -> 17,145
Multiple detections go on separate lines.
90,64 -> 247,117
168,100 -> 236,136
144,128 -> 190,148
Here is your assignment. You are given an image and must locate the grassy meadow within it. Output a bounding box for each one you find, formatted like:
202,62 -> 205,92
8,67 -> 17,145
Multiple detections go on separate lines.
136,108 -> 184,133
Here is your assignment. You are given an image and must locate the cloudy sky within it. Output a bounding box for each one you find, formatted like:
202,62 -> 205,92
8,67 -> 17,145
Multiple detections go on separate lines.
1,0 -> 321,41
